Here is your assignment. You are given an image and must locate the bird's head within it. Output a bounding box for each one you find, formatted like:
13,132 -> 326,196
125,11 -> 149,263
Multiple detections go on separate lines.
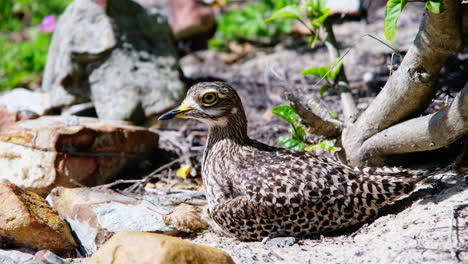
159,82 -> 247,128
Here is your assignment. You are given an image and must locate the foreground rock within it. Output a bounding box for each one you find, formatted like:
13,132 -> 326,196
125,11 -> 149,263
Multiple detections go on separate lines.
0,249 -> 34,264
32,250 -> 73,264
0,184 -> 77,254
42,0 -> 185,122
89,231 -> 234,264
0,116 -> 159,195
46,187 -> 206,256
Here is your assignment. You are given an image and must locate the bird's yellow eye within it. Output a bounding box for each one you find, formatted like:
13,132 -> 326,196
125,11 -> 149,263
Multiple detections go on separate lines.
201,92 -> 218,105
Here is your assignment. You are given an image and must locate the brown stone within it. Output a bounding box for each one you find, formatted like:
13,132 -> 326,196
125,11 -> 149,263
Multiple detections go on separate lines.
0,183 -> 77,254
163,203 -> 208,233
0,116 -> 159,195
88,231 -> 234,264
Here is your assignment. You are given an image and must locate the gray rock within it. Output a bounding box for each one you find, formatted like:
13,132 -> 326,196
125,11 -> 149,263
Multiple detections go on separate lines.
0,88 -> 47,115
0,249 -> 34,263
42,0 -> 185,122
33,250 -> 72,264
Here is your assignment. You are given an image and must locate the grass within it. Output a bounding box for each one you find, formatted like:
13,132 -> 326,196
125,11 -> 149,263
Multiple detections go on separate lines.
0,0 -> 72,91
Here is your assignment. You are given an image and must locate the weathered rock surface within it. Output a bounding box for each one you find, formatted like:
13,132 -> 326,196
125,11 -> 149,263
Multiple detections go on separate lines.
0,184 -> 77,254
88,231 -> 234,264
0,249 -> 35,264
0,88 -> 48,115
0,116 -> 159,194
32,250 -> 72,264
0,106 -> 39,133
42,0 -> 185,122
46,187 -> 206,256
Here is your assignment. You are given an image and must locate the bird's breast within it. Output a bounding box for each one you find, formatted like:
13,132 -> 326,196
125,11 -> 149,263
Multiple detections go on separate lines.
202,140 -> 244,208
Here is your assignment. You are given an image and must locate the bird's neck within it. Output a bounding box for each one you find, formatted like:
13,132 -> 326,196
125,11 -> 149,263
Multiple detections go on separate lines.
204,109 -> 249,147
206,121 -> 249,147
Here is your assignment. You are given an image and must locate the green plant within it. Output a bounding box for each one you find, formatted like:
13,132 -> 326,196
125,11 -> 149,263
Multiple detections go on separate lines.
272,104 -> 338,152
264,0 -> 330,46
0,30 -> 51,90
383,0 -> 444,41
300,59 -> 343,96
265,0 -> 344,96
0,0 -> 72,90
0,0 -> 71,32
209,0 -> 296,50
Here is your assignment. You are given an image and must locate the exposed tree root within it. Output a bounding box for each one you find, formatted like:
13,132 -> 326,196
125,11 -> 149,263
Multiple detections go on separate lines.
287,92 -> 343,137
359,84 -> 468,165
337,0 -> 465,166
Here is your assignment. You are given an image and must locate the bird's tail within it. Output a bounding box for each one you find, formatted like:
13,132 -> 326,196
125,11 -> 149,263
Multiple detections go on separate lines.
349,164 -> 453,183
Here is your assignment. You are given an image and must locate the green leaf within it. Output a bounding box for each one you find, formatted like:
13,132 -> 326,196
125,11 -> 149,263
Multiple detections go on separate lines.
328,59 -> 343,82
264,5 -> 301,24
292,142 -> 306,151
278,137 -> 302,149
425,1 -> 444,14
304,144 -> 316,152
319,85 -> 331,96
311,8 -> 330,28
305,0 -> 326,12
289,124 -> 306,141
308,34 -> 318,47
384,0 -> 408,41
329,110 -> 339,119
305,140 -> 338,152
272,105 -> 300,125
300,66 -> 330,78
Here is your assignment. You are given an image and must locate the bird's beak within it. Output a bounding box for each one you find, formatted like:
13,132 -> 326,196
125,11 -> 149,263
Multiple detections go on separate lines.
158,104 -> 193,120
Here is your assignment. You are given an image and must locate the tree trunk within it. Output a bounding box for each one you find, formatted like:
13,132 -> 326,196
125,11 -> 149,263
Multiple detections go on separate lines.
341,0 -> 465,166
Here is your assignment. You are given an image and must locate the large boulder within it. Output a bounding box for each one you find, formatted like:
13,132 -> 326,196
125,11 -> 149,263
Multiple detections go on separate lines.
41,0 -> 186,122
0,116 -> 159,195
88,231 -> 234,264
0,184 -> 77,254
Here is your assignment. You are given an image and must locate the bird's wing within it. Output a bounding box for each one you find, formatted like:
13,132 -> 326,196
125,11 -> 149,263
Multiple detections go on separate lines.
232,149 -> 418,211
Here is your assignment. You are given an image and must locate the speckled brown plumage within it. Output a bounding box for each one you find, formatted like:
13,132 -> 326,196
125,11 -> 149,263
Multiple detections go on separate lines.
159,82 -> 442,241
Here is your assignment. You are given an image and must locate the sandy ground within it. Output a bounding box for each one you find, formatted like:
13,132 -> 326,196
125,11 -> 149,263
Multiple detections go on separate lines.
190,173 -> 467,264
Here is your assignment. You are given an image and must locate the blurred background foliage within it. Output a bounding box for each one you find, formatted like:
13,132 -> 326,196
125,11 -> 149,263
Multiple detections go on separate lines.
0,0 -> 301,91
209,0 -> 297,50
0,0 -> 72,91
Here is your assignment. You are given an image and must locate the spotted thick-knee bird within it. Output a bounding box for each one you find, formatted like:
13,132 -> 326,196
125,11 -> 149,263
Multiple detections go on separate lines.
159,82 -> 447,241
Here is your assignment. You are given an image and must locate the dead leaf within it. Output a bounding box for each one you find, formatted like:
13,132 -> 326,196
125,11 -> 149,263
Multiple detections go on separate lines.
163,203 -> 208,232
176,163 -> 192,179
